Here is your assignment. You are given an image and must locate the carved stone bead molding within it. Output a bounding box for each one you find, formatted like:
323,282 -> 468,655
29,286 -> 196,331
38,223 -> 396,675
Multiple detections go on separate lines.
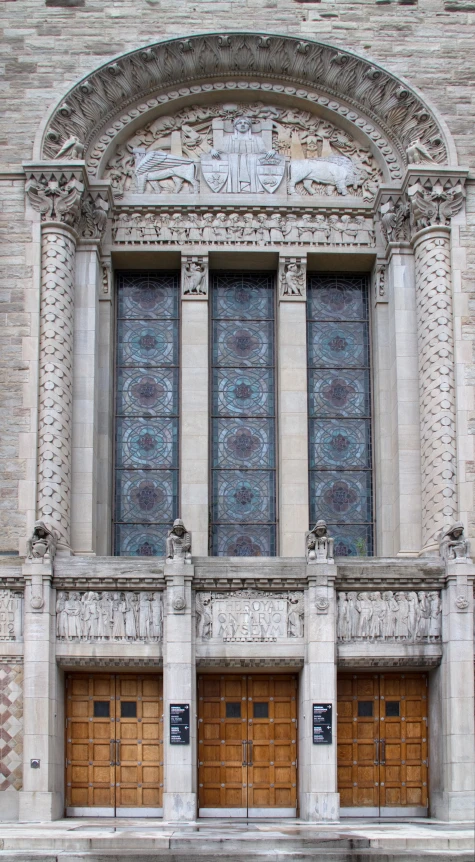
337,590 -> 441,643
56,590 -> 163,643
279,255 -> 306,300
40,33 -> 450,179
181,254 -> 208,298
25,168 -> 84,227
112,209 -> 375,247
37,228 -> 76,544
0,590 -> 24,642
413,229 -> 457,551
196,590 -> 304,642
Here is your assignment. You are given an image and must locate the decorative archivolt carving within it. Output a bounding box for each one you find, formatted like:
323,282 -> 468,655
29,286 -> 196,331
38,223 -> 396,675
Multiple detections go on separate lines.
112,209 -> 375,247
337,590 -> 441,643
56,590 -> 163,642
196,590 -> 304,642
0,590 -> 23,641
104,102 -> 382,200
40,34 -> 448,181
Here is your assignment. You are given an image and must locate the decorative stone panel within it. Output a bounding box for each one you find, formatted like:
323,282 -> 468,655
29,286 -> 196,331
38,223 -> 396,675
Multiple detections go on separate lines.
196,590 -> 304,642
0,661 -> 23,792
0,590 -> 23,641
56,590 -> 163,642
337,590 -> 441,642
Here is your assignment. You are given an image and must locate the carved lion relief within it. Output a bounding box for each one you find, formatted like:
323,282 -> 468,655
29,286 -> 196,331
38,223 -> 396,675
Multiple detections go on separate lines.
104,102 -> 383,200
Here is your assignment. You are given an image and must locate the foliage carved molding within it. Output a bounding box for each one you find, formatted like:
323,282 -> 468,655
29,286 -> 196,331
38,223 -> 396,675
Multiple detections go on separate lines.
38,32 -> 454,188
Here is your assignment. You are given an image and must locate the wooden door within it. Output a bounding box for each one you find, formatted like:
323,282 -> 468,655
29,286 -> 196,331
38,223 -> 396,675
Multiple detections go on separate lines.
247,675 -> 297,815
66,673 -> 163,816
379,674 -> 428,812
337,673 -> 428,815
198,673 -> 297,816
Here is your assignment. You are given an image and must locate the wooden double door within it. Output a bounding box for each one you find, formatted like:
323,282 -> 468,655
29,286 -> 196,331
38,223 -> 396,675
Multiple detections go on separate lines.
198,674 -> 298,817
337,673 -> 428,816
66,673 -> 163,816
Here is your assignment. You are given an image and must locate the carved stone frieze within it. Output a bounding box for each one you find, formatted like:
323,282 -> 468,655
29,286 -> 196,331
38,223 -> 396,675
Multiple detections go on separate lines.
337,590 -> 441,643
196,590 -> 304,642
112,208 -> 375,247
105,102 -> 382,200
56,590 -> 163,642
40,34 -> 448,185
0,590 -> 23,642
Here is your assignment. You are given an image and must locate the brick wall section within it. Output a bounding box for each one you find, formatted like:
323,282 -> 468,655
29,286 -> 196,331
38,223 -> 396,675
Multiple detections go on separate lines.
0,0 -> 474,550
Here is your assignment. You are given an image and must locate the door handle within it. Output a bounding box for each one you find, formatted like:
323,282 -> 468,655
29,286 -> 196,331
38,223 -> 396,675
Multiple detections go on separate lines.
374,739 -> 379,765
248,740 -> 253,766
242,740 -> 247,766
381,740 -> 386,765
116,739 -> 121,766
110,739 -> 115,766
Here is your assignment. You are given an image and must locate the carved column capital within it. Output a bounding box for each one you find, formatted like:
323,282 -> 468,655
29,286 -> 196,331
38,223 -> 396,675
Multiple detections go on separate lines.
279,253 -> 307,301
24,161 -> 87,230
181,253 -> 208,299
407,173 -> 466,236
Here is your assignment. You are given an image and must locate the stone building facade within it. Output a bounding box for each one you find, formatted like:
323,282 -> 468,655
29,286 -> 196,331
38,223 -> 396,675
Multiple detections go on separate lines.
0,1 -> 474,824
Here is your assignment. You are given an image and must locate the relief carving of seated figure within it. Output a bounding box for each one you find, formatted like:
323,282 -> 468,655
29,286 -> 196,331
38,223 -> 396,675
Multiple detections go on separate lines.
26,520 -> 58,561
439,522 -> 470,562
166,518 -> 192,564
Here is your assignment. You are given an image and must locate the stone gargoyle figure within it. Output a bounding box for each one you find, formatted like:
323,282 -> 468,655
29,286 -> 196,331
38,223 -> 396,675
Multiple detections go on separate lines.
306,519 -> 334,564
26,520 -> 58,562
439,522 -> 470,562
166,518 -> 192,564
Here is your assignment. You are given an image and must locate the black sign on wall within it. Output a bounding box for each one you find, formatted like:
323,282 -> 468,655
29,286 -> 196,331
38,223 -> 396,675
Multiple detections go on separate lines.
170,703 -> 190,745
313,703 -> 332,744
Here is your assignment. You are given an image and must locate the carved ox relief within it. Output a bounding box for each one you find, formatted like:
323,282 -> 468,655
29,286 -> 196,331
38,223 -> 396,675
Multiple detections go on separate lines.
56,590 -> 163,643
195,591 -> 304,642
337,590 -> 441,644
104,102 -> 382,200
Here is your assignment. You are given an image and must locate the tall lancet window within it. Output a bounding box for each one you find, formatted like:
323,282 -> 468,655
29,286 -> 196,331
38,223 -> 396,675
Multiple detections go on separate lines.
114,272 -> 179,556
307,275 -> 373,556
211,273 -> 276,556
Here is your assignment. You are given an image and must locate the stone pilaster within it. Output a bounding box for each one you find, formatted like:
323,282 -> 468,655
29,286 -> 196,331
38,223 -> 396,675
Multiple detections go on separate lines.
299,564 -> 339,821
180,252 -> 209,555
18,560 -> 61,821
278,252 -> 309,556
162,561 -> 197,820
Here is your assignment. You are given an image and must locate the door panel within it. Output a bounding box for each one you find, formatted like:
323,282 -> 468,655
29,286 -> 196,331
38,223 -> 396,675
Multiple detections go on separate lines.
337,673 -> 428,816
198,674 -> 297,817
66,673 -> 163,817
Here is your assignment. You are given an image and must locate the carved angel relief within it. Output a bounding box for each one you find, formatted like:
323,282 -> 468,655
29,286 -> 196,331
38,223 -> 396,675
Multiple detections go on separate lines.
104,102 -> 383,200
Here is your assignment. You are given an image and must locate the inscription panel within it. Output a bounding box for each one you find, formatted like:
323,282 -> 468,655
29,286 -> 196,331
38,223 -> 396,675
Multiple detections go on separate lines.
0,590 -> 23,641
196,590 -> 304,642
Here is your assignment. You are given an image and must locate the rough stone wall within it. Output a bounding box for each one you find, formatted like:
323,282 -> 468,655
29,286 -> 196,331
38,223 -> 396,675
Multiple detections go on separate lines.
0,0 -> 474,549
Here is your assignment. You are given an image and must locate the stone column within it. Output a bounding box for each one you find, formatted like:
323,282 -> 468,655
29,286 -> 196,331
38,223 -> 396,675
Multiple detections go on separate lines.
180,253 -> 209,556
299,564 -> 339,821
432,560 -> 475,820
386,243 -> 422,555
277,254 -> 309,556
162,561 -> 197,820
18,560 -> 61,821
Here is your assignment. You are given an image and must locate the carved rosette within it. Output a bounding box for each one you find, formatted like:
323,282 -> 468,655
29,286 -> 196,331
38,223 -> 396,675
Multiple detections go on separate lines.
37,227 -> 77,543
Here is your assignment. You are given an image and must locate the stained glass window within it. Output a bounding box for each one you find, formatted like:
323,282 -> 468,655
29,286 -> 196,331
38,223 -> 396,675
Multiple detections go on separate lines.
211,273 -> 276,556
114,272 -> 179,556
307,275 -> 373,556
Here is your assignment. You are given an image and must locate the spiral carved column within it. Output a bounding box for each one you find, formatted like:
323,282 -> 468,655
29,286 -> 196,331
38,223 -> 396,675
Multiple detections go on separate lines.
37,225 -> 77,546
412,226 -> 457,553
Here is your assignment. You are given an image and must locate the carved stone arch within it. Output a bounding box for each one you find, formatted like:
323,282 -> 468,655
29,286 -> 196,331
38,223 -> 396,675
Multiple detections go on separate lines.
35,31 -> 457,181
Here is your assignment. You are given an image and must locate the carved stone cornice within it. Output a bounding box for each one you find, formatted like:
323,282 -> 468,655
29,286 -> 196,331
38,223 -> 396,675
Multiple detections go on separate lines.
39,34 -> 452,185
